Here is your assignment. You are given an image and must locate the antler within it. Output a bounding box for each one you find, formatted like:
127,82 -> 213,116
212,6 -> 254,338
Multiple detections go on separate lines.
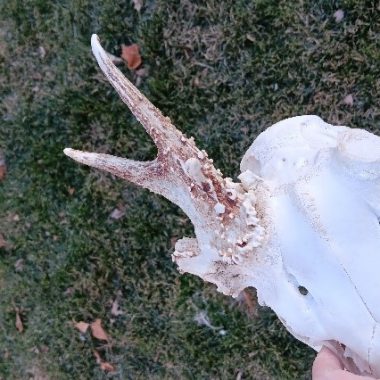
64,35 -> 267,292
63,37 -> 380,377
64,35 -> 241,228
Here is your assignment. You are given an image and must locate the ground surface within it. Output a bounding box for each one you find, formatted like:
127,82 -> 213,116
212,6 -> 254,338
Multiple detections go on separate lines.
0,0 -> 379,379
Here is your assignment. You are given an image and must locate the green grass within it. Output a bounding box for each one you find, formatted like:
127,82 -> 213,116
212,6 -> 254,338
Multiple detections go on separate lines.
0,0 -> 379,378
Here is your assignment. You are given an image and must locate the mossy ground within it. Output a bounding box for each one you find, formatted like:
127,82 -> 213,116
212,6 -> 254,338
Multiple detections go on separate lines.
0,1 -> 379,379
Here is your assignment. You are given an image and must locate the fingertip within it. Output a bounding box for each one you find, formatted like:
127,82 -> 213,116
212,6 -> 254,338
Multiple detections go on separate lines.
313,346 -> 344,379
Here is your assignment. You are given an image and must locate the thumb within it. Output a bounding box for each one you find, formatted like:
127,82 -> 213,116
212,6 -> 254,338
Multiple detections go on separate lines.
313,346 -> 343,379
312,346 -> 376,380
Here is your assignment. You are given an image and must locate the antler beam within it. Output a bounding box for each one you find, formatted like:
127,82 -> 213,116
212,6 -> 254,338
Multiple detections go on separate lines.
64,35 -> 244,229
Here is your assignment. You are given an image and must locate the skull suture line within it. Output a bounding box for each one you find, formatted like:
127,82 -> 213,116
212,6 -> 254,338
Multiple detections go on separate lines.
64,35 -> 380,377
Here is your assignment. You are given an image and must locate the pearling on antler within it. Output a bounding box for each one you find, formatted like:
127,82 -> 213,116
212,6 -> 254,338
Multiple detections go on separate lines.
65,35 -> 380,377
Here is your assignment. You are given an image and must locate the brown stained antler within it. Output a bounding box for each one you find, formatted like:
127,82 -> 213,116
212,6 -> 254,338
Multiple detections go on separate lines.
64,35 -> 238,227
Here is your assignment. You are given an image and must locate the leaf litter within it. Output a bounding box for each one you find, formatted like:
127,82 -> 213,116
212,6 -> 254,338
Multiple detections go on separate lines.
121,44 -> 142,70
93,350 -> 116,372
90,318 -> 109,341
74,321 -> 89,334
0,150 -> 6,181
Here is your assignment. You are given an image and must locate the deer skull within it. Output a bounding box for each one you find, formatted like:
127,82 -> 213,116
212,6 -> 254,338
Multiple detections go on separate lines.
64,35 -> 380,377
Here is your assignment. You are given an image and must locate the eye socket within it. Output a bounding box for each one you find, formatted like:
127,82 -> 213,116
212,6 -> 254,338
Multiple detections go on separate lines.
298,286 -> 308,296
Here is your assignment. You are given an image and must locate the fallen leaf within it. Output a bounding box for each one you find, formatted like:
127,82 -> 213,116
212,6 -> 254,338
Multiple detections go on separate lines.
109,208 -> 125,220
0,151 -> 6,181
93,350 -> 116,372
15,308 -> 23,333
333,9 -> 344,23
111,299 -> 124,316
343,94 -> 354,106
0,233 -> 7,248
100,361 -> 116,372
74,321 -> 90,334
121,44 -> 142,70
14,259 -> 24,272
131,0 -> 143,13
90,319 -> 109,341
93,350 -> 102,362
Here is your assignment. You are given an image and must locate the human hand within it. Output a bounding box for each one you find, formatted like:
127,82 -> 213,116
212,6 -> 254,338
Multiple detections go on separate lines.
312,346 -> 377,380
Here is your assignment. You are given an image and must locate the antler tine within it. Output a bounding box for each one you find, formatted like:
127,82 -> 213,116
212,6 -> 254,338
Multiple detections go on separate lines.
63,149 -> 166,192
91,34 -> 185,154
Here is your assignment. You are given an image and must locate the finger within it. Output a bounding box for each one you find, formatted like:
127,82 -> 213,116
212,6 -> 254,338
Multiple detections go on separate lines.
330,371 -> 377,380
313,346 -> 343,376
312,346 -> 376,380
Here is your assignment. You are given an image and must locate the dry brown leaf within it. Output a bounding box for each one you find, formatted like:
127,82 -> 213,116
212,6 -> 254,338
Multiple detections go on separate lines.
131,0 -> 143,13
90,319 -> 109,341
0,233 -> 7,248
74,321 -> 90,334
0,151 -> 6,181
111,299 -> 124,316
93,350 -> 116,372
0,165 -> 6,181
121,44 -> 142,70
93,349 -> 102,362
15,308 -> 23,333
100,361 -> 116,372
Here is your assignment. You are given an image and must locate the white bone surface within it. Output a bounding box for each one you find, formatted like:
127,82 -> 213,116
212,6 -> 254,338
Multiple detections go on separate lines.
64,35 -> 380,377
